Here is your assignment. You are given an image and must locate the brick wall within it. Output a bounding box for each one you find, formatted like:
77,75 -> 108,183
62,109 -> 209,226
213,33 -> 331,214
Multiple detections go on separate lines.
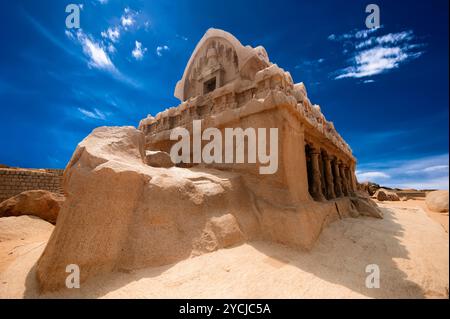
0,168 -> 64,203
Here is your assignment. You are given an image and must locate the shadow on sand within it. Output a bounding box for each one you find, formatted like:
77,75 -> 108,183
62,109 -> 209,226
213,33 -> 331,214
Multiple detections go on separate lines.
22,205 -> 429,298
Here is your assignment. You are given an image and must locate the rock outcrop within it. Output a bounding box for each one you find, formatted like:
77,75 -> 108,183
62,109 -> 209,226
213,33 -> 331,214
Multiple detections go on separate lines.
0,190 -> 64,224
426,190 -> 449,213
145,150 -> 174,168
374,189 -> 400,202
358,181 -> 381,196
35,126 -> 381,292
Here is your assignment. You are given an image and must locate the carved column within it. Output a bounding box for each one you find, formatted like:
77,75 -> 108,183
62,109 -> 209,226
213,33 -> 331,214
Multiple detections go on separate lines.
310,148 -> 326,201
350,164 -> 358,193
323,155 -> 336,199
345,166 -> 355,196
339,162 -> 349,196
333,159 -> 343,197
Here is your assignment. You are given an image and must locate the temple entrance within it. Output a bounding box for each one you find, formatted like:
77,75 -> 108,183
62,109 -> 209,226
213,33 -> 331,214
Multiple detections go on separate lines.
203,77 -> 217,94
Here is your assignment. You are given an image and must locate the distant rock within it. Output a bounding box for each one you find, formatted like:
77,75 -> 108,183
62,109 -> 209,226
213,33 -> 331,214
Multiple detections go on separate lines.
0,190 -> 64,224
145,150 -> 174,168
426,190 -> 449,213
374,189 -> 400,201
358,181 -> 380,196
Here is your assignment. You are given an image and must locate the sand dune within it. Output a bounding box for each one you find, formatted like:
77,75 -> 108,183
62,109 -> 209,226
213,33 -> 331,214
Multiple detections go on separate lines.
0,201 -> 448,299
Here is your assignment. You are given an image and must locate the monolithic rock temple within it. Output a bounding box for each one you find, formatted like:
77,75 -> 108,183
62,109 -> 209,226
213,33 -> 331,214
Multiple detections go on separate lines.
35,29 -> 381,292
138,28 -> 357,202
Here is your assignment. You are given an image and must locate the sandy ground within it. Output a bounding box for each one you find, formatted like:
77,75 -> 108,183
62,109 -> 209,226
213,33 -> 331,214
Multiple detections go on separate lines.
376,198 -> 449,233
0,200 -> 448,299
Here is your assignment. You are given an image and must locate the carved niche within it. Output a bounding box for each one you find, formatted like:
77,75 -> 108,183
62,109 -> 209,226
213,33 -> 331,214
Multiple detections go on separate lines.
183,38 -> 239,100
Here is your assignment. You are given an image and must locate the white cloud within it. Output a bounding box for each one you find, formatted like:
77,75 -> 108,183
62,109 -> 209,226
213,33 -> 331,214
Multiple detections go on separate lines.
121,9 -> 135,28
356,171 -> 390,182
65,30 -> 141,88
64,30 -> 74,39
156,45 -> 169,57
76,31 -> 116,71
132,41 -> 147,60
78,107 -> 106,120
328,27 -> 380,42
295,57 -> 325,69
355,31 -> 414,50
330,28 -> 425,79
176,34 -> 188,41
357,154 -> 449,190
423,165 -> 449,173
336,46 -> 413,79
97,0 -> 108,4
107,43 -> 116,54
101,27 -> 120,43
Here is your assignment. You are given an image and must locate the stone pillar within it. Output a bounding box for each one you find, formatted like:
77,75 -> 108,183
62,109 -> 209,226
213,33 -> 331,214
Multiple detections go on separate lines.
332,159 -> 343,197
310,148 -> 326,201
349,164 -> 357,192
323,155 -> 336,199
345,166 -> 355,196
339,162 -> 349,196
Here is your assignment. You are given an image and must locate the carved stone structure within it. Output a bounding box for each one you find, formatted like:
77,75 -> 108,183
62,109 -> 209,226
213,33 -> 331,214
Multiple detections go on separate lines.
139,28 -> 358,203
34,29 -> 382,292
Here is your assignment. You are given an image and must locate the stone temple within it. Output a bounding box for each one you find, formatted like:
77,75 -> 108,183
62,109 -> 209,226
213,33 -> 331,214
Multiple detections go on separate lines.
138,28 -> 357,203
35,29 -> 381,292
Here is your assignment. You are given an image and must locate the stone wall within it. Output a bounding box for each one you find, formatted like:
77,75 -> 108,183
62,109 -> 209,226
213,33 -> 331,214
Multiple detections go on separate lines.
0,168 -> 64,203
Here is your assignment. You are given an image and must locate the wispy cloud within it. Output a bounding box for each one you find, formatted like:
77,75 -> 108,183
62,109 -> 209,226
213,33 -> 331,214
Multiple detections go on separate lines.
357,153 -> 449,190
75,30 -> 117,72
176,34 -> 188,41
65,29 -> 141,88
356,171 -> 390,181
77,107 -> 106,120
329,27 -> 425,80
156,45 -> 169,57
101,27 -> 120,43
132,41 -> 147,60
121,8 -> 135,29
295,57 -> 325,69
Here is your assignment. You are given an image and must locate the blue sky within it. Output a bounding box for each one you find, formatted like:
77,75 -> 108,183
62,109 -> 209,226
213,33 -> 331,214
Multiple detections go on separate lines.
0,0 -> 448,189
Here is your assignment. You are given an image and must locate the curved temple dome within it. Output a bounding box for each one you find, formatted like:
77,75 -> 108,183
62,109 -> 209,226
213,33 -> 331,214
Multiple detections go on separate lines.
174,28 -> 271,101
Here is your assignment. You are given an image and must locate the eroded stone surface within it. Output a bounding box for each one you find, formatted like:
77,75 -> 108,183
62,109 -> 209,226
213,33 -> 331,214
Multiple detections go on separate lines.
145,150 -> 174,168
36,126 -> 378,292
426,190 -> 449,213
0,190 -> 64,224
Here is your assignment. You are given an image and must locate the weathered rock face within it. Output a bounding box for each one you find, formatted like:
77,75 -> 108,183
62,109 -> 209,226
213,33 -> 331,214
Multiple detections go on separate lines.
35,126 -> 380,292
0,190 -> 64,224
36,126 -> 257,292
374,189 -> 400,202
145,150 -> 174,168
426,190 -> 449,213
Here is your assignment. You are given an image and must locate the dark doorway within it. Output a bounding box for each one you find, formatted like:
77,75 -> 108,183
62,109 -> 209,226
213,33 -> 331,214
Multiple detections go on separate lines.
203,77 -> 216,94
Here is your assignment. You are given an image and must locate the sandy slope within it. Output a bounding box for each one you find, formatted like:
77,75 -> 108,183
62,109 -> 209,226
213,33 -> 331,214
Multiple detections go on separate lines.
0,201 -> 448,299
